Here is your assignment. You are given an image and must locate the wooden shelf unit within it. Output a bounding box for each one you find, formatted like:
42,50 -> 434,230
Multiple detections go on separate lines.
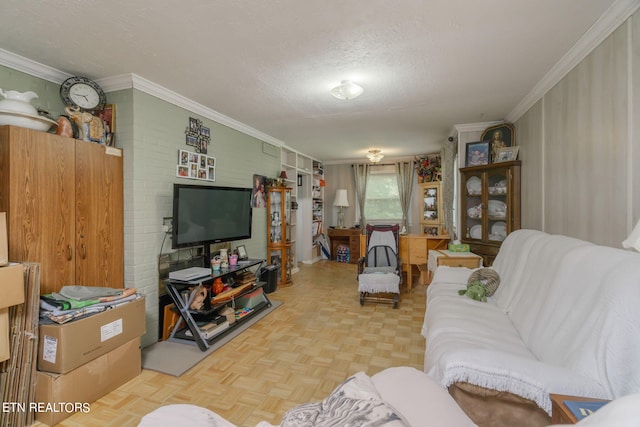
164,259 -> 269,351
419,181 -> 445,235
267,186 -> 293,286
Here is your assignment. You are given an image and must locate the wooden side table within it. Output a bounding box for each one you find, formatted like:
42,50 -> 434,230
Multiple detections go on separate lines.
426,250 -> 482,284
550,394 -> 609,424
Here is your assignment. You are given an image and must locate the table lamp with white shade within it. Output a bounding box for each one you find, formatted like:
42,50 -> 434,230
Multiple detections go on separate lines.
333,189 -> 349,228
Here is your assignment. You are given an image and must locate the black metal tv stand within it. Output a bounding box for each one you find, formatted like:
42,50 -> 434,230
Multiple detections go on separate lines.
164,258 -> 268,351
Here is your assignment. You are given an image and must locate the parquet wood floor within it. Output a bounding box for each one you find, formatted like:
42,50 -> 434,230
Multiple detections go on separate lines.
36,260 -> 427,427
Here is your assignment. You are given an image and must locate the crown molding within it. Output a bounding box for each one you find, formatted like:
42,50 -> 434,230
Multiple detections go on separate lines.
452,121 -> 503,135
0,48 -> 71,83
0,50 -> 286,148
507,0 -> 640,122
124,73 -> 286,148
96,74 -> 134,92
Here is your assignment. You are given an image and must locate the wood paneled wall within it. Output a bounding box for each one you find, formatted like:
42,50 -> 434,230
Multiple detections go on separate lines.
516,16 -> 638,247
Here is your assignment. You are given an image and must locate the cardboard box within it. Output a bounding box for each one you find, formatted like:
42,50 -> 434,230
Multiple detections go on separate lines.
35,337 -> 141,426
0,308 -> 9,362
1,212 -> 8,266
0,263 -> 25,309
0,262 -> 24,362
38,297 -> 146,374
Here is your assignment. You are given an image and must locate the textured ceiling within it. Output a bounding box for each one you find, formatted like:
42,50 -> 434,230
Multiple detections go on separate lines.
0,0 -> 621,162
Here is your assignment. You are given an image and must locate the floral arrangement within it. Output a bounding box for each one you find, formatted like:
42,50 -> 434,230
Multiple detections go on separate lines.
415,154 -> 441,182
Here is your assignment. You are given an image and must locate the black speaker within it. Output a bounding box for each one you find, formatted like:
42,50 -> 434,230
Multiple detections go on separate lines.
260,264 -> 278,294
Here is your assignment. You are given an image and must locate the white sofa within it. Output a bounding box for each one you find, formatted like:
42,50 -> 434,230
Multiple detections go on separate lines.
138,366 -> 640,426
422,229 -> 640,426
139,367 -> 477,427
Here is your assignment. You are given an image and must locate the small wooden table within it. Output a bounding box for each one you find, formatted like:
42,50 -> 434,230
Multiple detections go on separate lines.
550,394 -> 609,424
426,250 -> 482,284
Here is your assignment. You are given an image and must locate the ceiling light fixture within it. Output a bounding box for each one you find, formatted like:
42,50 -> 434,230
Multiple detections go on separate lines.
331,80 -> 364,100
366,149 -> 384,163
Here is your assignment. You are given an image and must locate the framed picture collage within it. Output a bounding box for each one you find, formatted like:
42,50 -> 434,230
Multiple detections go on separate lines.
177,149 -> 216,181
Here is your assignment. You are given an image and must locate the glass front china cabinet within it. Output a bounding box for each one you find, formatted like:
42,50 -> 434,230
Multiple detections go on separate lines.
460,160 -> 521,266
267,186 -> 293,286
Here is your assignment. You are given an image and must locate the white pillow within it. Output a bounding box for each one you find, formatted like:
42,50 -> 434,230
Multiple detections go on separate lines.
371,367 -> 477,427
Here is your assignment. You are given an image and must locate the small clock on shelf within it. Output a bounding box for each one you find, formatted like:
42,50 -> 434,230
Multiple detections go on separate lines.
59,76 -> 107,112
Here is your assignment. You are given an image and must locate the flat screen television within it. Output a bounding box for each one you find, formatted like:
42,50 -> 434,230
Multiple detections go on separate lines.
172,184 -> 253,263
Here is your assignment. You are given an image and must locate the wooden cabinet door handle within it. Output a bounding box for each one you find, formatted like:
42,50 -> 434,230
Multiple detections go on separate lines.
81,243 -> 87,259
67,244 -> 73,261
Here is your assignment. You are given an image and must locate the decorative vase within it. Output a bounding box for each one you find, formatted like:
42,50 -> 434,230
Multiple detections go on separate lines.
0,89 -> 39,115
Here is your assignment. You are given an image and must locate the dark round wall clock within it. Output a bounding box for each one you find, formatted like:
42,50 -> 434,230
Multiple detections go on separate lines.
59,76 -> 107,112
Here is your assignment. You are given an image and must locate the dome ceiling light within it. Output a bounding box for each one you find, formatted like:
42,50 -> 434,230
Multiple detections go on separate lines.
366,149 -> 384,163
331,80 -> 364,100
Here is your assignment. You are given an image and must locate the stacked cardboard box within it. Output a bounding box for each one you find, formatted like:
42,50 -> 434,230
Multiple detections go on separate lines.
35,297 -> 146,425
0,263 -> 25,361
1,212 -> 39,427
0,212 -> 26,362
1,211 -> 147,425
0,264 -> 38,427
36,337 -> 142,426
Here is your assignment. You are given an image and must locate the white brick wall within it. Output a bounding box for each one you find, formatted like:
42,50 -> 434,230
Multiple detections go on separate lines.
116,90 -> 280,347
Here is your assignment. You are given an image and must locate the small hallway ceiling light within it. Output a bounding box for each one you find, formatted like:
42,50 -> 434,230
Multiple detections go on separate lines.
331,80 -> 364,100
367,149 -> 384,163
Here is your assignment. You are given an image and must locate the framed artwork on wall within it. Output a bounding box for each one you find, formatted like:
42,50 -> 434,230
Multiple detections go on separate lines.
176,149 -> 215,182
184,117 -> 211,154
494,146 -> 520,162
465,141 -> 490,167
481,123 -> 515,163
252,174 -> 267,208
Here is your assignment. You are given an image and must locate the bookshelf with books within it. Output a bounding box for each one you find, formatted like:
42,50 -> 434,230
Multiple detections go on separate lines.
311,160 -> 324,261
281,146 -> 324,267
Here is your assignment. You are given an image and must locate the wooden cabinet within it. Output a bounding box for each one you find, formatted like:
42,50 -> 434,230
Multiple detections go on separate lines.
0,126 -> 123,295
419,182 -> 445,235
460,160 -> 520,266
267,186 -> 292,286
327,227 -> 360,264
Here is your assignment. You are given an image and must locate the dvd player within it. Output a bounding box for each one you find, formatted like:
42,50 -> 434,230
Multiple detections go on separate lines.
169,267 -> 211,281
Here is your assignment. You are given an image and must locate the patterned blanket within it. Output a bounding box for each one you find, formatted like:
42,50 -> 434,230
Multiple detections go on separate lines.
279,372 -> 409,427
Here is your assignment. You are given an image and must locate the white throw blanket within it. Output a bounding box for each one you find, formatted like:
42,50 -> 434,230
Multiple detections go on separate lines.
358,230 -> 400,293
423,229 -> 640,415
